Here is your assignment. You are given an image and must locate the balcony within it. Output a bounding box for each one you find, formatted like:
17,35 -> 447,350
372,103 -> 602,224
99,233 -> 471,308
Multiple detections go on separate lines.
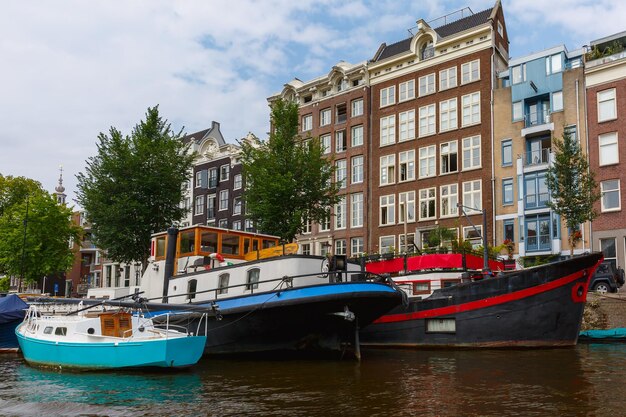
586,50 -> 626,69
523,148 -> 551,167
524,109 -> 551,128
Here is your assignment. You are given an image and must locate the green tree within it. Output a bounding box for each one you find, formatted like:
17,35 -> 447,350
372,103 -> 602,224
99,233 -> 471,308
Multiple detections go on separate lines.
545,131 -> 600,255
240,99 -> 340,242
76,106 -> 194,271
0,175 -> 79,288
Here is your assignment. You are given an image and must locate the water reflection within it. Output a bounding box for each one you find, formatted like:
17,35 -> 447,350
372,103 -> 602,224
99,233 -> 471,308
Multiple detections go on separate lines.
0,345 -> 624,416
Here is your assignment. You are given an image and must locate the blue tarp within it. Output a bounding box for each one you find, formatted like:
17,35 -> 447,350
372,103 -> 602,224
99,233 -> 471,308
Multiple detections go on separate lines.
579,328 -> 626,340
0,294 -> 28,324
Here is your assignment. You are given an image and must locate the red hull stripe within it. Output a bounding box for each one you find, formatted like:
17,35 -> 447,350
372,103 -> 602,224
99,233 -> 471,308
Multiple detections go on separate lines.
374,269 -> 589,324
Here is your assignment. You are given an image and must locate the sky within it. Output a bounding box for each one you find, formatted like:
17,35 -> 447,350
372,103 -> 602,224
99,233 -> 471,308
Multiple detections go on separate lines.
1,0 -> 625,208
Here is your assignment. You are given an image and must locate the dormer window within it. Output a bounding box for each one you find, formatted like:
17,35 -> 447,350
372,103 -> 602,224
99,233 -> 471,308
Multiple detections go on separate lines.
420,38 -> 434,60
336,78 -> 348,92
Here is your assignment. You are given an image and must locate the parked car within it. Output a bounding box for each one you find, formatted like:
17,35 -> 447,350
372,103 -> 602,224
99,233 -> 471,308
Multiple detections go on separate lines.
589,261 -> 624,294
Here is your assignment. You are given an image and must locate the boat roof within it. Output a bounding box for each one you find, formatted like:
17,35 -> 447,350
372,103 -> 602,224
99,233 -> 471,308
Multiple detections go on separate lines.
151,224 -> 280,240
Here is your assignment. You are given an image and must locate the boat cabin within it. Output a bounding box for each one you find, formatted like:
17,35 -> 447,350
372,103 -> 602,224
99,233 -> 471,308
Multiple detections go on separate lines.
150,225 -> 293,275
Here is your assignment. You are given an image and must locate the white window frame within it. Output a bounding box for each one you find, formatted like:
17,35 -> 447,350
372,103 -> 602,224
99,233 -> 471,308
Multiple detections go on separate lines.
598,88 -> 617,122
351,155 -> 364,184
462,180 -> 482,213
399,150 -> 415,182
512,101 -> 523,121
302,114 -> 312,131
233,174 -> 242,190
419,104 -> 436,137
219,189 -> 229,211
552,91 -> 563,112
439,98 -> 457,132
195,195 -> 204,215
419,187 -> 436,221
335,196 -> 347,230
380,115 -> 396,146
440,184 -> 459,218
379,235 -> 395,254
380,86 -> 396,107
319,215 -> 331,232
511,64 -> 526,84
440,140 -> 458,175
461,59 -> 480,84
399,110 -> 415,141
380,195 -> 395,226
320,108 -> 331,126
233,197 -> 242,215
399,80 -> 415,102
419,73 -> 435,97
351,125 -> 363,147
220,164 -> 230,182
351,193 -> 364,228
462,135 -> 481,170
321,134 -> 331,154
599,132 -> 619,166
439,67 -> 457,90
335,130 -> 347,153
335,159 -> 347,189
419,145 -> 436,179
601,179 -> 621,212
351,237 -> 364,256
546,53 -> 562,74
380,154 -> 396,186
462,92 -> 481,126
399,191 -> 416,223
351,99 -> 363,117
334,239 -> 347,255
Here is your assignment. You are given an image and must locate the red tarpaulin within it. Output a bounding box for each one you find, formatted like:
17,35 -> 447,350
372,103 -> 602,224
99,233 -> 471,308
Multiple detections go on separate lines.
365,253 -> 504,274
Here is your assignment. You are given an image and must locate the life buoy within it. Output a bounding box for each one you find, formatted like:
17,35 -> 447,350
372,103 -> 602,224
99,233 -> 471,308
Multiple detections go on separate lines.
208,252 -> 226,266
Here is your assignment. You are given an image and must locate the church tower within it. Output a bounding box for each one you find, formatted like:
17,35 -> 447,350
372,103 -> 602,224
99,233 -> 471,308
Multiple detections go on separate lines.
54,165 -> 67,205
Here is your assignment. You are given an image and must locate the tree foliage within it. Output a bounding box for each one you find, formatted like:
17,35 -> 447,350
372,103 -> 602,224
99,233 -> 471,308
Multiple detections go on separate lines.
240,99 -> 340,242
76,106 -> 194,269
545,130 -> 600,254
0,175 -> 79,284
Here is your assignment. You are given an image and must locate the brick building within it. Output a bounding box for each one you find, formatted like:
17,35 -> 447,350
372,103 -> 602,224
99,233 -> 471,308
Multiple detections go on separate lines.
367,2 -> 509,254
182,121 -> 257,232
268,62 -> 370,257
585,31 -> 626,269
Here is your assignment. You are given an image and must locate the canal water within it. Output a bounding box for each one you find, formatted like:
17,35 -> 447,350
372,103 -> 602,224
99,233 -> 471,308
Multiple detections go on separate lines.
0,344 -> 624,416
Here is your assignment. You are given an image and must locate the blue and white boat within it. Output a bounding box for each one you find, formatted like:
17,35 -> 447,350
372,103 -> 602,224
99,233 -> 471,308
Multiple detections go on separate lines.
16,305 -> 207,369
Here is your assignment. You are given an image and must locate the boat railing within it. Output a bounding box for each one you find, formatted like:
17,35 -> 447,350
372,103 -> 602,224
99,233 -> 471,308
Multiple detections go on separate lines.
148,312 -> 208,338
163,268 -> 385,304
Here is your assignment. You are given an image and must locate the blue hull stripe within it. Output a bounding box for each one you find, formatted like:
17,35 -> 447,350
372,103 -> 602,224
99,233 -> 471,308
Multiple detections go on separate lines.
148,282 -> 399,316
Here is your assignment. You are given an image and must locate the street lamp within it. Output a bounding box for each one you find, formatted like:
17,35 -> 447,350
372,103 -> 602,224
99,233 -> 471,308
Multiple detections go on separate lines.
457,203 -> 489,272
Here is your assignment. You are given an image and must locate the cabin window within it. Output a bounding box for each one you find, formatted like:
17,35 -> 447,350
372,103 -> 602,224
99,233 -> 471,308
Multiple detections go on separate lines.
180,230 -> 196,254
426,318 -> 456,333
441,279 -> 461,288
243,238 -> 251,254
187,279 -> 198,300
412,281 -> 431,295
43,326 -> 53,334
252,240 -> 259,252
218,273 -> 229,294
262,239 -> 276,249
200,231 -> 218,253
55,327 -> 67,336
155,236 -> 166,259
246,268 -> 260,290
221,234 -> 240,255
